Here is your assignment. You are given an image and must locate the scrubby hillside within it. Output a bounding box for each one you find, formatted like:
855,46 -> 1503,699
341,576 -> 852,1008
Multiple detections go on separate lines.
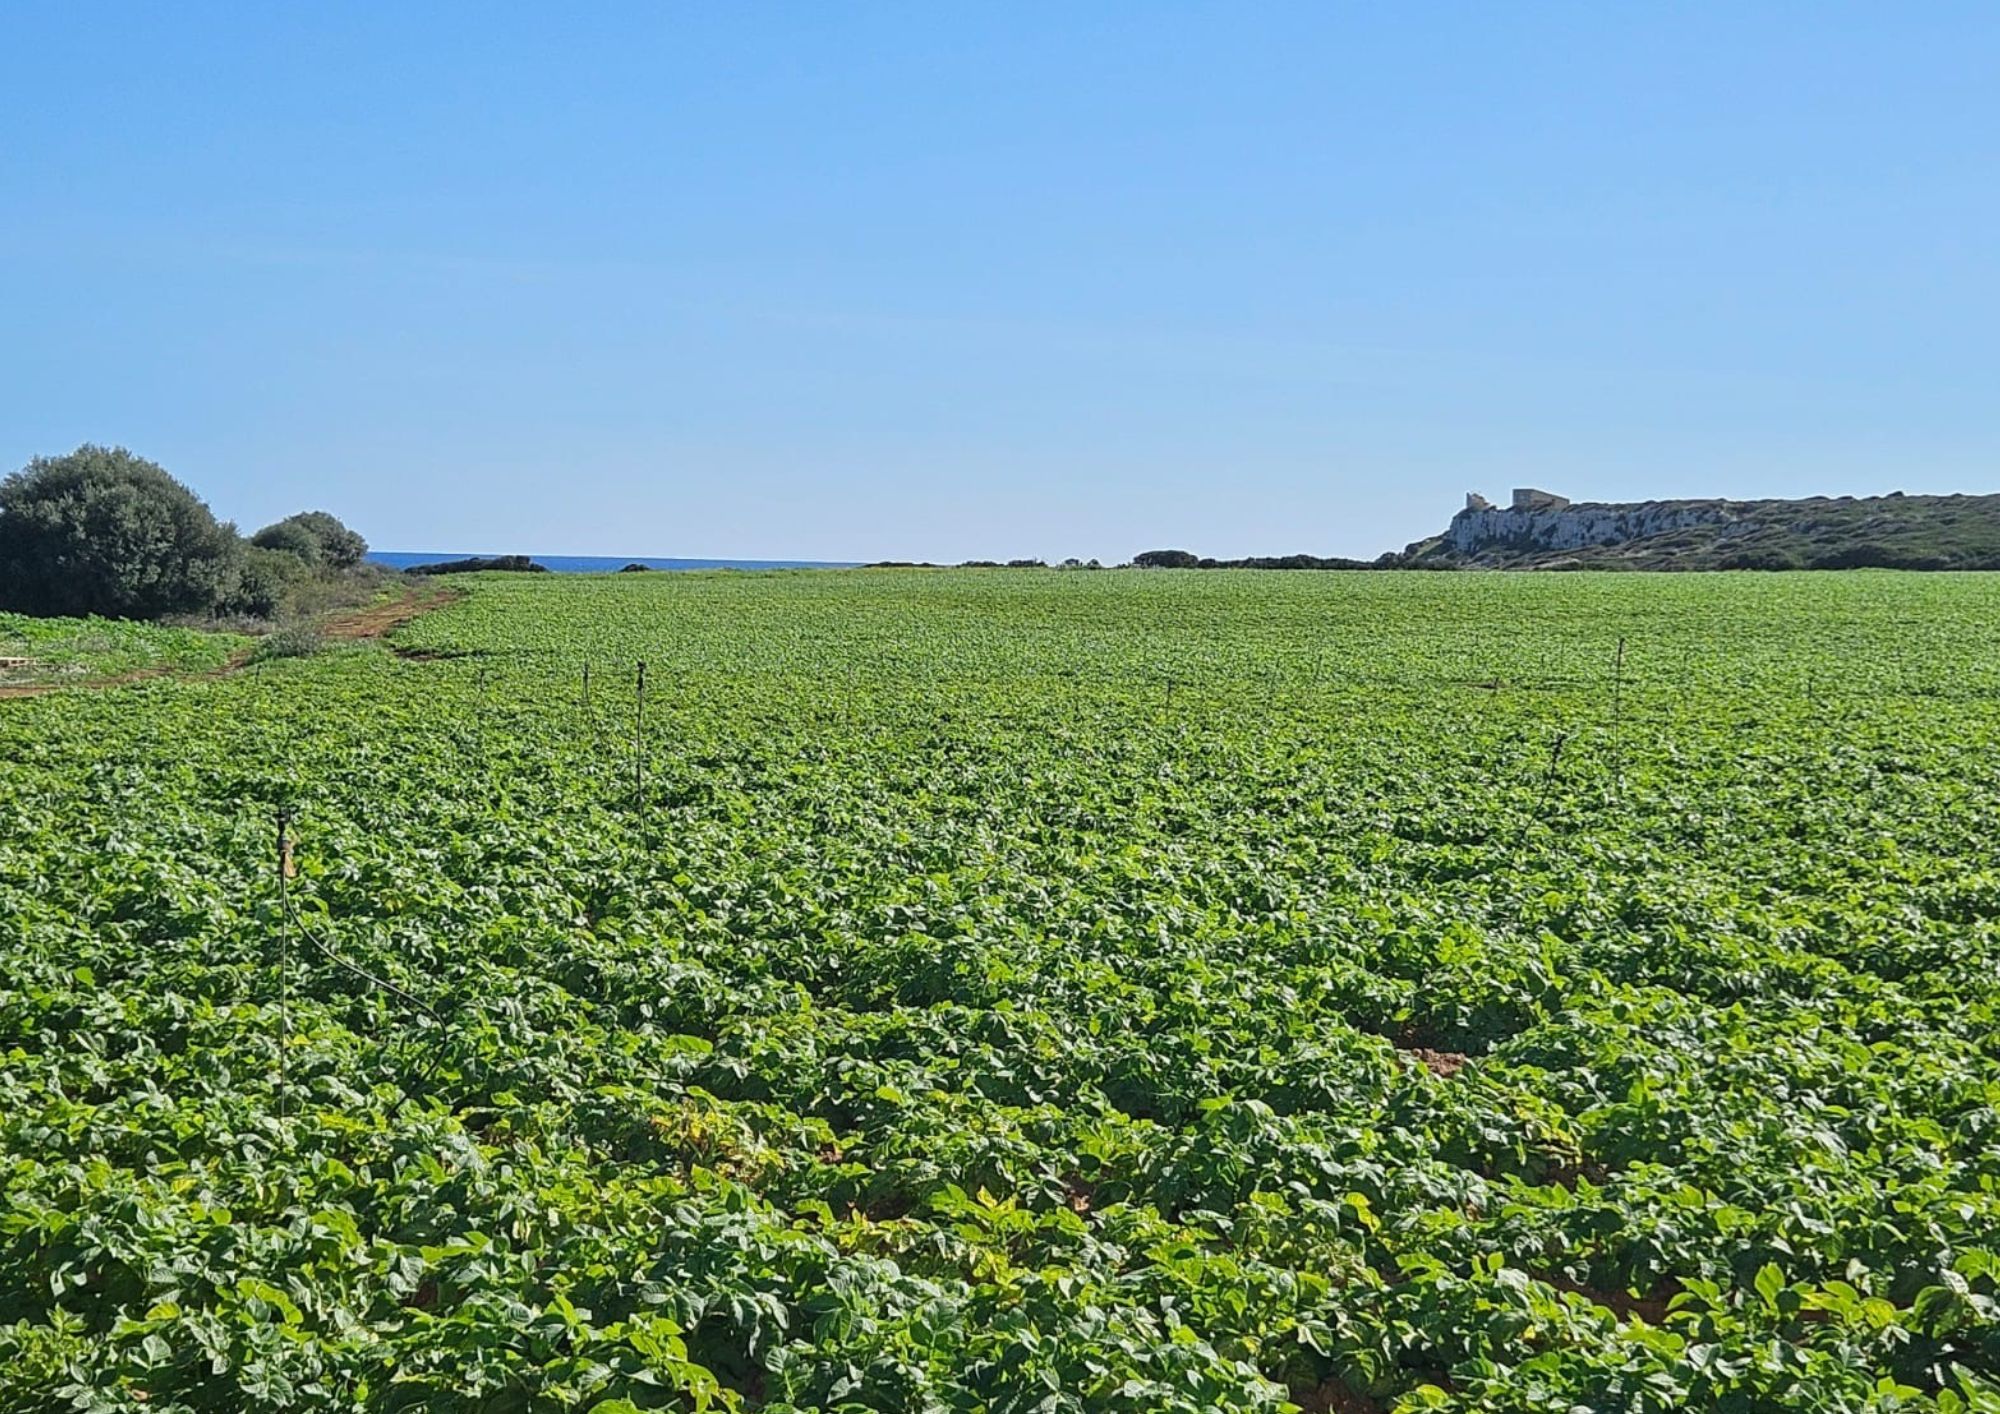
1400,488 -> 2000,570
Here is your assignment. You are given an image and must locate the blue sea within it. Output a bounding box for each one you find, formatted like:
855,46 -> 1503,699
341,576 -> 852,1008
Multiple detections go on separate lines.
369,552 -> 857,573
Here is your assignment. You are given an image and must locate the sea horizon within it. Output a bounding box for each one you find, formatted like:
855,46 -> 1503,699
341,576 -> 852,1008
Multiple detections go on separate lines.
368,551 -> 860,573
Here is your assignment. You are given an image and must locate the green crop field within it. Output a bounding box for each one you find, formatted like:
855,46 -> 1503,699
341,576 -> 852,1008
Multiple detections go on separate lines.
0,612 -> 244,692
4,569 -> 1999,1413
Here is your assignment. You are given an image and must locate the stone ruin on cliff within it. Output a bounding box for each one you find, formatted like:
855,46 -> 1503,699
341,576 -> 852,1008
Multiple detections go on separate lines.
1464,488 -> 1572,513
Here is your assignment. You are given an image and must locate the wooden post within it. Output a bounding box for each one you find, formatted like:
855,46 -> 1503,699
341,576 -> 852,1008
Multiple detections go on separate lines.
635,660 -> 647,815
1537,731 -> 1569,814
1613,636 -> 1626,724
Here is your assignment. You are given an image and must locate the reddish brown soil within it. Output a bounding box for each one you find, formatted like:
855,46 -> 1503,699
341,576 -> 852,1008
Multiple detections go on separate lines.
1541,1155 -> 1613,1189
320,585 -> 460,642
1405,1046 -> 1470,1078
1537,1271 -> 1681,1324
1293,1379 -> 1384,1413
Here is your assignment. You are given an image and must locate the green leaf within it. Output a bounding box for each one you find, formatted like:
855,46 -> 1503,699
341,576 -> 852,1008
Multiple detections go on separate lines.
1753,1262 -> 1785,1312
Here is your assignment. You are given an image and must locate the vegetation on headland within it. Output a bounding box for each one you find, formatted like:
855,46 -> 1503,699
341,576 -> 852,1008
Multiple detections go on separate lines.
407,554 -> 550,575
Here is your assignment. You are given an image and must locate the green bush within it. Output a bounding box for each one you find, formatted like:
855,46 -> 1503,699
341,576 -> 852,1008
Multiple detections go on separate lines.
0,446 -> 243,620
249,518 -> 324,567
248,622 -> 325,661
252,510 -> 367,570
225,546 -> 313,618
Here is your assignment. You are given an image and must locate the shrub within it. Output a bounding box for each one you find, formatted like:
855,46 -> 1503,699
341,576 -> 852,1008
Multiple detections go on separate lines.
225,546 -> 313,618
249,623 -> 326,662
250,518 -> 324,567
253,510 -> 367,570
1807,542 -> 1941,570
0,445 -> 243,620
1718,547 -> 1804,571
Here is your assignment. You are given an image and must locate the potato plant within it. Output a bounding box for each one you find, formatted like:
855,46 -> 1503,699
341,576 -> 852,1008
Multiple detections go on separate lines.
2,569 -> 1998,1412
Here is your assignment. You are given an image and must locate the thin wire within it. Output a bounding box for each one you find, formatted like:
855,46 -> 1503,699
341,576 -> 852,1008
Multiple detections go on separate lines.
276,811 -> 451,1088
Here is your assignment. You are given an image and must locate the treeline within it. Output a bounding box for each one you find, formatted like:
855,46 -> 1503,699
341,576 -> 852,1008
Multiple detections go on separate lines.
868,552 -> 1393,571
1131,549 -> 1386,570
0,444 -> 378,623
866,558 -> 1107,570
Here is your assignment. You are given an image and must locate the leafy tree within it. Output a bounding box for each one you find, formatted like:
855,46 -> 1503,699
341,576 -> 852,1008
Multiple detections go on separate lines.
1133,549 -> 1199,568
0,445 -> 242,619
253,510 -> 366,570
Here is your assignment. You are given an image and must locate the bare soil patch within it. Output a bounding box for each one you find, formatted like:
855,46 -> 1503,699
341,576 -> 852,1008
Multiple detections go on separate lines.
1404,1046 -> 1470,1078
1538,1271 -> 1681,1324
320,585 -> 460,642
1293,1379 -> 1385,1413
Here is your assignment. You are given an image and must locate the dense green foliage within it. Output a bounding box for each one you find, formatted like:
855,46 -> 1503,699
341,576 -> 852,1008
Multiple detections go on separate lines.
228,547 -> 316,620
252,513 -> 369,573
0,611 -> 241,689
229,519 -> 384,624
1133,550 -> 1378,571
409,556 -> 549,575
0,446 -> 377,626
0,446 -> 243,619
3,569 -> 1999,1412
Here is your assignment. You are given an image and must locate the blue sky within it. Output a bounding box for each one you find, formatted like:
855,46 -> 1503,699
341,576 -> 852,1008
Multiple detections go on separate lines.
3,4 -> 1995,562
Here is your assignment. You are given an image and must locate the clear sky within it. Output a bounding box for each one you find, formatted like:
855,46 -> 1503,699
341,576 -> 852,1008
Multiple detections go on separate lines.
3,5 -> 1996,563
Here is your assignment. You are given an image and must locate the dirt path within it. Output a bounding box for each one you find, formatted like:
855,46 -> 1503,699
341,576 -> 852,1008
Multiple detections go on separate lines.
0,584 -> 461,701
316,583 -> 461,643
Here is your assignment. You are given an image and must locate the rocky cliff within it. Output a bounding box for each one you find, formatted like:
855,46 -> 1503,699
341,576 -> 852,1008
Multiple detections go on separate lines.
1400,487 -> 2000,570
1441,494 -> 1736,557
